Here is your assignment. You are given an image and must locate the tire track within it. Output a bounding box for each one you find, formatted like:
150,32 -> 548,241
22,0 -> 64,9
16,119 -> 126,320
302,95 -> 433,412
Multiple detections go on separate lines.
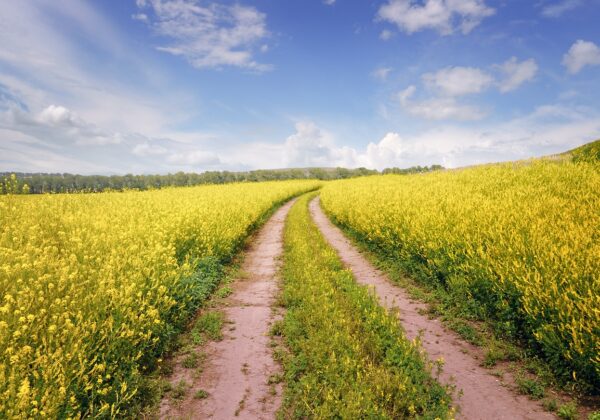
309,196 -> 554,420
160,199 -> 294,419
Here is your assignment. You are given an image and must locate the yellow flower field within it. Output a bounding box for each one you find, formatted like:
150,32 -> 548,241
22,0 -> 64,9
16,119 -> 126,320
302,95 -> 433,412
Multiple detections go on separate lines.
320,160 -> 599,388
0,180 -> 319,418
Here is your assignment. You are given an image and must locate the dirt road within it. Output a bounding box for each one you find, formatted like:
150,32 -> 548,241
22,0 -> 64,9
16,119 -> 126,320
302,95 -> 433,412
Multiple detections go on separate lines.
160,200 -> 294,419
309,197 -> 554,420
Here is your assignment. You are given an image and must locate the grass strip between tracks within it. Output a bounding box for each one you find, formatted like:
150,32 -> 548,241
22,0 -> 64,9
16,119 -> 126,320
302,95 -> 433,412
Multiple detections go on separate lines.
276,192 -> 452,419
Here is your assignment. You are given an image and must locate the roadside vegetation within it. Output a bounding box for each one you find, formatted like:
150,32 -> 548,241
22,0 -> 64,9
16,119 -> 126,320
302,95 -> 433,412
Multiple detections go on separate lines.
0,168 -> 373,194
568,139 -> 600,164
277,192 -> 452,419
320,158 -> 599,398
0,180 -> 319,418
0,165 -> 445,194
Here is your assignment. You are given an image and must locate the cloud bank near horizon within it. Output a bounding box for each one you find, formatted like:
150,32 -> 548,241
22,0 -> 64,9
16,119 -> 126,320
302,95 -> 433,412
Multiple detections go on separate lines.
1,1 -> 599,175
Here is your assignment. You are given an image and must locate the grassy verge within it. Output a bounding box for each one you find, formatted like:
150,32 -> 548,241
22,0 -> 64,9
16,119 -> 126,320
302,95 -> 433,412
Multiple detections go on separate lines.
132,258 -> 233,417
131,191 -> 319,417
322,206 -> 600,419
276,192 -> 452,419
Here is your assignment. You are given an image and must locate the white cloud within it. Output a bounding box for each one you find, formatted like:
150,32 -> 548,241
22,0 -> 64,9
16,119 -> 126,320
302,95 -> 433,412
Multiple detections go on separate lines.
284,122 -> 331,167
562,40 -> 600,74
495,57 -> 538,93
283,122 -> 357,168
167,150 -> 221,166
0,1 -> 182,134
395,58 -> 537,121
377,0 -> 495,36
38,105 -> 81,127
358,104 -> 600,169
3,105 -> 124,146
323,0 -> 336,5
541,0 -> 582,18
0,103 -> 224,173
136,0 -> 271,71
422,66 -> 494,96
363,133 -> 405,169
132,143 -> 168,156
0,1 -> 238,174
273,106 -> 600,171
132,13 -> 149,22
398,85 -> 487,120
372,67 -> 393,81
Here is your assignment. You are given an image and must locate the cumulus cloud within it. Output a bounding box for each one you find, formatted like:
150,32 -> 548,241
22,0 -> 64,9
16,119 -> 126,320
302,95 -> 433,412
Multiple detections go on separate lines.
363,132 -> 405,168
495,57 -> 538,93
377,0 -> 495,36
541,0 -> 582,18
275,106 -> 600,171
3,105 -> 124,146
396,58 -> 537,121
397,85 -> 487,120
38,105 -> 82,127
562,40 -> 600,74
422,66 -> 494,96
363,105 -> 600,169
0,103 -> 223,173
283,122 -> 358,168
136,0 -> 271,71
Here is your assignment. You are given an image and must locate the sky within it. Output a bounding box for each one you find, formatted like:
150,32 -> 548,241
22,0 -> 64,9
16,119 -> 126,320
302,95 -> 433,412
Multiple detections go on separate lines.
0,0 -> 599,174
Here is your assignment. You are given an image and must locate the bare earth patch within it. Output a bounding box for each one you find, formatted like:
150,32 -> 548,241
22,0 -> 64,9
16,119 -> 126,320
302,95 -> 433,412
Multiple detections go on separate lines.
310,197 -> 555,420
159,200 -> 294,419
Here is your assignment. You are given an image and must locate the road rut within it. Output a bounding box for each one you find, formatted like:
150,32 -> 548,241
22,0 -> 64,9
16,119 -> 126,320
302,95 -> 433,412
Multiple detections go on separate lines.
160,199 -> 294,419
309,197 -> 554,420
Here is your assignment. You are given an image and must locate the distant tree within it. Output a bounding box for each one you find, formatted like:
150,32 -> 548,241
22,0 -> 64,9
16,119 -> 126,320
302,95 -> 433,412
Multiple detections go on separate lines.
0,165 -> 438,195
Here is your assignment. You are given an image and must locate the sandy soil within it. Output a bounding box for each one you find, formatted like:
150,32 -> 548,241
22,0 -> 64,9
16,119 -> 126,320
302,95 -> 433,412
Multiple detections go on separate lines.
309,197 -> 555,420
159,200 -> 294,419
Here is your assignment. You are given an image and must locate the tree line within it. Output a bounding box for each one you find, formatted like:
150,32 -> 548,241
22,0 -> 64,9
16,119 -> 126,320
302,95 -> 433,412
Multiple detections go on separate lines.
1,165 -> 443,194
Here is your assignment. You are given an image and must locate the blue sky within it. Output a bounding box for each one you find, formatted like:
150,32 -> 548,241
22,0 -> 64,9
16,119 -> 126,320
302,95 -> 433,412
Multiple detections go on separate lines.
1,0 -> 599,174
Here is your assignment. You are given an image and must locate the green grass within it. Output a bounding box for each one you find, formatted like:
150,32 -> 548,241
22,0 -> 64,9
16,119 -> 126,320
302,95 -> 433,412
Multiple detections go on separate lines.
171,380 -> 188,400
214,285 -> 233,298
190,311 -> 224,344
277,192 -> 452,419
182,352 -> 201,369
193,389 -> 209,400
324,210 -> 599,405
515,374 -> 545,399
557,401 -> 578,419
567,139 -> 600,163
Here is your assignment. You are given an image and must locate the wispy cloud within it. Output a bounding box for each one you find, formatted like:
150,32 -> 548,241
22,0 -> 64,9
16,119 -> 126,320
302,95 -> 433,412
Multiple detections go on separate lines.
541,0 -> 582,18
380,29 -> 394,40
0,1 -> 228,174
0,103 -> 222,173
167,150 -> 221,166
136,0 -> 271,71
377,0 -> 495,36
393,58 -> 537,121
495,57 -> 538,93
397,85 -> 487,120
372,67 -> 393,81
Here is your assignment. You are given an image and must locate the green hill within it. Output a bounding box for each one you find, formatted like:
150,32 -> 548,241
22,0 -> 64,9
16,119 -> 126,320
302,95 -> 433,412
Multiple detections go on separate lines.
565,139 -> 600,163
